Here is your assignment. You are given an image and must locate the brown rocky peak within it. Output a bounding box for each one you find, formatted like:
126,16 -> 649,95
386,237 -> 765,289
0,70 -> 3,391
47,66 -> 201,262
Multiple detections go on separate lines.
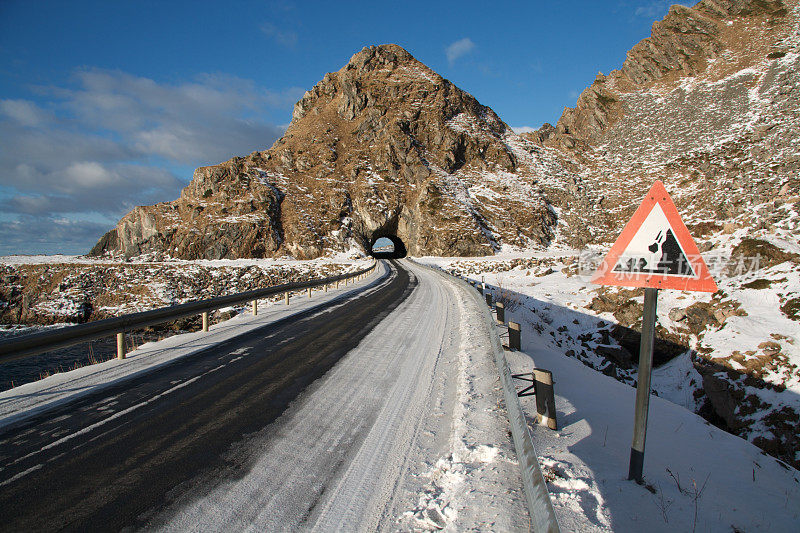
292,44 -> 443,123
91,44 -> 556,260
287,43 -> 512,173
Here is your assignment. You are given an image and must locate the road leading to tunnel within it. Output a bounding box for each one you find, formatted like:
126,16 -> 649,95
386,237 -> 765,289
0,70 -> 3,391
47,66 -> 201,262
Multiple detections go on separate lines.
0,261 -> 410,530
0,259 -> 529,531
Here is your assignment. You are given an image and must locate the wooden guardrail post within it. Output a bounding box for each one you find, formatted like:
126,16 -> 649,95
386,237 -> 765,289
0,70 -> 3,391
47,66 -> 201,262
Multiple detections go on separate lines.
509,322 -> 521,351
307,287 -> 312,298
117,332 -> 125,359
252,300 -> 258,316
285,292 -> 290,305
485,292 -> 492,307
325,283 -> 328,292
496,301 -> 505,324
533,369 -> 557,430
202,311 -> 209,332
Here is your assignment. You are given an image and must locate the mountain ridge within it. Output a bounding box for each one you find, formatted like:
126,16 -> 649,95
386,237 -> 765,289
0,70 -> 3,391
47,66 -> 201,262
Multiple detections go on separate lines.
91,44 -> 559,260
91,0 -> 798,263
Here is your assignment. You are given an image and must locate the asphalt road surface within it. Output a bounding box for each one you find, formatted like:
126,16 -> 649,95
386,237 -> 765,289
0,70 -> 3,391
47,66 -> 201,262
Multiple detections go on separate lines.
0,260 -> 412,529
0,259 -> 529,531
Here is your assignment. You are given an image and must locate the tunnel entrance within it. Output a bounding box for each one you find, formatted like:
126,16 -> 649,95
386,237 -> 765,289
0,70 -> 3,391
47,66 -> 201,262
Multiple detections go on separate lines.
369,234 -> 407,259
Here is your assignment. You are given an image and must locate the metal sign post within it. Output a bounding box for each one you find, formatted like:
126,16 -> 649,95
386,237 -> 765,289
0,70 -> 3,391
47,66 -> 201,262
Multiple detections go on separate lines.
628,287 -> 658,483
591,180 -> 718,483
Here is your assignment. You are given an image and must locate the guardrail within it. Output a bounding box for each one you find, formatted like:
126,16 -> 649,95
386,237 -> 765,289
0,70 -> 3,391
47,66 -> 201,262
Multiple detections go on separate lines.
0,260 -> 377,364
410,260 -> 561,533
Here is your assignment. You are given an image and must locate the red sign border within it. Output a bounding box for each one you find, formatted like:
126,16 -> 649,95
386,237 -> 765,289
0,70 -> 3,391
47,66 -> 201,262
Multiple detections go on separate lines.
591,180 -> 718,292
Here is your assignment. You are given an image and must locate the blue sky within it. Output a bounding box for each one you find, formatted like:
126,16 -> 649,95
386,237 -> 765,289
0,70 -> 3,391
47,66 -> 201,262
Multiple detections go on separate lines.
0,0 -> 689,255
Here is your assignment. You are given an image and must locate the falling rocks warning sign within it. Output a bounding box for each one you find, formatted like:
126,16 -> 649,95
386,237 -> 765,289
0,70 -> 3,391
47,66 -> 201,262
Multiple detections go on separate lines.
592,180 -> 718,292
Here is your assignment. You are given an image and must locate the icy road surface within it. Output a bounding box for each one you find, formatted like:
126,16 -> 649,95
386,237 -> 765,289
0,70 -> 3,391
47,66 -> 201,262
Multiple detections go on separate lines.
0,259 -> 528,531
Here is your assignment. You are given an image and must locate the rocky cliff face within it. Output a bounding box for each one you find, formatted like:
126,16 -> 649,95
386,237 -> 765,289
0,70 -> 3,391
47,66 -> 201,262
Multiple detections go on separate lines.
531,0 -> 799,249
515,0 -> 800,470
92,44 -> 563,260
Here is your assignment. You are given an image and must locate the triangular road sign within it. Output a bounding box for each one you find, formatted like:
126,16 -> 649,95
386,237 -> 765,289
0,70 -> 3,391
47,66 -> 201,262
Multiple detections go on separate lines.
592,180 -> 718,292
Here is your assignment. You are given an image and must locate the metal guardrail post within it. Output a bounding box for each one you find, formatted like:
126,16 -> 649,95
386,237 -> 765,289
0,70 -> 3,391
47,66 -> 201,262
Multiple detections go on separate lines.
509,322 -> 521,351
496,301 -> 505,324
202,311 -> 209,332
116,332 -> 125,359
534,369 -> 558,430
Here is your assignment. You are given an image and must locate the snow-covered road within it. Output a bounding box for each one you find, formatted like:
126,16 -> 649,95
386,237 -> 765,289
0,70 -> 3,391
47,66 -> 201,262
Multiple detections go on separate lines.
0,260 -> 530,531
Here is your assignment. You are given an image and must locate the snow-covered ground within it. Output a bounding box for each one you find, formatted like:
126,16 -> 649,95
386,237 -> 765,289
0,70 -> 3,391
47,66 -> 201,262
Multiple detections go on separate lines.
506,342 -> 800,532
0,253 -> 371,328
418,253 -> 800,531
0,248 -> 368,266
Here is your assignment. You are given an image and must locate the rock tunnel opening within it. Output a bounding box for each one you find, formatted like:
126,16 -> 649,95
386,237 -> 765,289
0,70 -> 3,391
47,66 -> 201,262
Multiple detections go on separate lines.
369,234 -> 407,259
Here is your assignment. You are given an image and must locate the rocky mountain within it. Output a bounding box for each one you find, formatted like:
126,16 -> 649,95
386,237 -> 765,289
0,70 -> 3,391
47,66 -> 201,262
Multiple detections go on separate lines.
530,0 -> 799,248
91,45 -> 564,260
92,1 -> 798,262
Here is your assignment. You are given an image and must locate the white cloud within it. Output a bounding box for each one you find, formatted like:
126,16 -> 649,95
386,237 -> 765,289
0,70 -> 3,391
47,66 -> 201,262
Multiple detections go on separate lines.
62,161 -> 119,188
445,38 -> 476,66
0,68 -> 297,254
0,99 -> 52,127
52,69 -> 293,164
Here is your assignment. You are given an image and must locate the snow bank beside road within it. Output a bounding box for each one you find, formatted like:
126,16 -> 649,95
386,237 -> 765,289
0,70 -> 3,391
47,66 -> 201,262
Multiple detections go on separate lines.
506,343 -> 800,532
418,251 -> 800,468
418,253 -> 800,530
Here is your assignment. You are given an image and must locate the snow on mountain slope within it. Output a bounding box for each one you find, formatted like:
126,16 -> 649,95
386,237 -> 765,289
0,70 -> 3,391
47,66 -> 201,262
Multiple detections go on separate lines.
533,0 -> 799,252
